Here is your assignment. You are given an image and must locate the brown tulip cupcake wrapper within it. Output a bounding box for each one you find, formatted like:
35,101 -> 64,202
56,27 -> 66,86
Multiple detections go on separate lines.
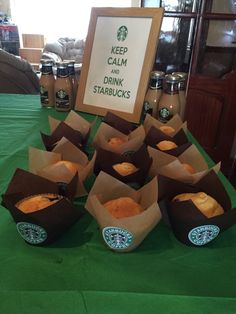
145,125 -> 191,157
93,122 -> 145,154
85,171 -> 161,252
158,171 -> 236,246
41,121 -> 84,152
143,113 -> 187,135
148,144 -> 221,184
1,168 -> 81,246
103,111 -> 136,135
29,141 -> 96,197
48,110 -> 95,144
94,144 -> 152,186
2,168 -> 78,200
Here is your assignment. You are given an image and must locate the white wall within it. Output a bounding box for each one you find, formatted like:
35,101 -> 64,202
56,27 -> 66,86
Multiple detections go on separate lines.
0,0 -> 11,16
132,0 -> 141,7
10,0 -> 140,41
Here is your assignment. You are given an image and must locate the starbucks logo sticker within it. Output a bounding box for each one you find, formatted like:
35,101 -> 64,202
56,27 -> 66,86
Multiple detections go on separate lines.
16,222 -> 47,244
102,226 -> 133,250
188,224 -> 220,246
57,89 -> 66,99
40,85 -> 45,94
159,107 -> 170,119
117,26 -> 128,41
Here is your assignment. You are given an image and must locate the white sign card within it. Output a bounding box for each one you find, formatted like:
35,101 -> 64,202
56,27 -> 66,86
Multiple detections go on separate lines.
75,7 -> 164,123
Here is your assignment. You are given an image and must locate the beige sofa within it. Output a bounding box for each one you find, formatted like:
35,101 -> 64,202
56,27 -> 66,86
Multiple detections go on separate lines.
42,37 -> 85,64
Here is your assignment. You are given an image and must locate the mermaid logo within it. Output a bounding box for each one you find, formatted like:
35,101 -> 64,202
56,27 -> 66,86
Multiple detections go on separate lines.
57,89 -> 67,99
117,26 -> 128,41
188,224 -> 220,246
40,85 -> 45,94
159,107 -> 170,119
102,226 -> 133,249
16,222 -> 47,244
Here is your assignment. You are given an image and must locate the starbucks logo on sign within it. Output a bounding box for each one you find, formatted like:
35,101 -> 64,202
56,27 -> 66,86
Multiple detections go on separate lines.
102,226 -> 133,249
188,225 -> 220,246
16,222 -> 47,244
117,26 -> 128,41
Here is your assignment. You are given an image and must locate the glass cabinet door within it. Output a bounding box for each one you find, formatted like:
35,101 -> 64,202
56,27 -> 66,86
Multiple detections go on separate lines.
156,17 -> 196,73
205,0 -> 236,14
142,0 -> 200,73
142,0 -> 236,77
143,0 -> 199,12
197,20 -> 236,77
195,0 -> 236,77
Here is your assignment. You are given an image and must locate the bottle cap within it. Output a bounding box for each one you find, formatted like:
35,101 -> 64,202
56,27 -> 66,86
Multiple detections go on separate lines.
165,74 -> 180,83
172,72 -> 188,80
64,60 -> 75,66
56,61 -> 68,68
150,71 -> 165,79
40,59 -> 54,65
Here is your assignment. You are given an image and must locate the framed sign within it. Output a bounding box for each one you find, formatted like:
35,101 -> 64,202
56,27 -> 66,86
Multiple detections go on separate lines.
75,7 -> 164,123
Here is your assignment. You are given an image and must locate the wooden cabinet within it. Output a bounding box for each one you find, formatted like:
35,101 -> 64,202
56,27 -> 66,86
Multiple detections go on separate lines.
186,1 -> 236,176
185,71 -> 236,175
142,0 -> 236,178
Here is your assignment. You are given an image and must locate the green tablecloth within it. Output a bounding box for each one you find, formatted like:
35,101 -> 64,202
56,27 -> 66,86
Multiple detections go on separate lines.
0,94 -> 236,314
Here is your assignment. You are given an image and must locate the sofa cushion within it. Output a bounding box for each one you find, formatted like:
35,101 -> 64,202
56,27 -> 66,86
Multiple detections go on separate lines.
43,41 -> 65,59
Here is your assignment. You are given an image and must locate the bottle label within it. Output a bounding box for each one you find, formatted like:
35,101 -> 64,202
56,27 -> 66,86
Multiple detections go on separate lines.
56,89 -> 70,109
158,107 -> 173,122
41,65 -> 53,75
40,85 -> 49,105
165,82 -> 179,95
143,101 -> 153,115
150,78 -> 162,90
57,68 -> 69,78
179,80 -> 186,91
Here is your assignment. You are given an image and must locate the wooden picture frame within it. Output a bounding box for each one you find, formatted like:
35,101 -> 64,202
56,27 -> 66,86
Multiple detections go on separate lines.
75,7 -> 164,123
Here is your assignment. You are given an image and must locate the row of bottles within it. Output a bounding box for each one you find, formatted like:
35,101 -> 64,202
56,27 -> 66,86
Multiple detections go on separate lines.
143,71 -> 187,122
39,59 -> 78,111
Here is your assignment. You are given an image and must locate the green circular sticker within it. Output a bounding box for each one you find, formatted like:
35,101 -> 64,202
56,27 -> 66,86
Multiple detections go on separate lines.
188,225 -> 220,246
102,226 -> 133,250
57,89 -> 66,99
16,222 -> 47,244
159,107 -> 170,119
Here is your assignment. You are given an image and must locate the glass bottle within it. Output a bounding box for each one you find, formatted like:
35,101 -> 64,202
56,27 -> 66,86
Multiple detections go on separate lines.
172,72 -> 188,120
143,71 -> 165,118
39,59 -> 55,108
67,60 -> 78,109
54,62 -> 73,112
157,74 -> 180,122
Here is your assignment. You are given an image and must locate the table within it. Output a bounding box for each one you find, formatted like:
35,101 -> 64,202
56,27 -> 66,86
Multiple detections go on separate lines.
0,94 -> 236,314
